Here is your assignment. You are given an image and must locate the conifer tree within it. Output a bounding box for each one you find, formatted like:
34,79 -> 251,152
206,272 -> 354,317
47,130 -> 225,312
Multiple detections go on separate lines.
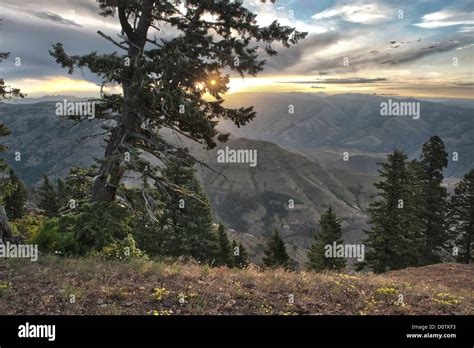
263,229 -> 290,269
56,178 -> 68,209
0,124 -> 9,162
0,123 -> 13,242
0,36 -> 24,241
49,0 -> 306,204
419,136 -> 449,264
216,223 -> 233,267
159,149 -> 216,262
64,167 -> 96,201
38,175 -> 59,217
0,124 -> 10,182
232,240 -> 249,268
364,150 -> 424,273
306,207 -> 346,271
449,169 -> 474,264
4,169 -> 27,220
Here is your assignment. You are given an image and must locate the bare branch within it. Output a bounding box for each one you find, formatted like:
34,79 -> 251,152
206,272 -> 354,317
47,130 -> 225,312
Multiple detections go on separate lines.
97,31 -> 129,51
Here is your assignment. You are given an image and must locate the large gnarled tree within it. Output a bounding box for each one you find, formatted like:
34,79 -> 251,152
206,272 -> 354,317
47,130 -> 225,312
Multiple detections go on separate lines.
50,0 -> 306,203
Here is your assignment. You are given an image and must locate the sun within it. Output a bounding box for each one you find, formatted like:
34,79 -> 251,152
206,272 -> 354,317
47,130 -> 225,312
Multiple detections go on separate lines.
210,79 -> 217,86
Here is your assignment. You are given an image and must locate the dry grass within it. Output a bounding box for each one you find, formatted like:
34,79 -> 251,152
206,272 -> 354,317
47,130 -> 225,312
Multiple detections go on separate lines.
0,256 -> 472,315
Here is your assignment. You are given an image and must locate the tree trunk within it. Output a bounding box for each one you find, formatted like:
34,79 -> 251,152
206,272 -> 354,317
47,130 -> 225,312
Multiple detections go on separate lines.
91,126 -> 126,202
91,4 -> 152,203
0,204 -> 12,242
91,91 -> 143,202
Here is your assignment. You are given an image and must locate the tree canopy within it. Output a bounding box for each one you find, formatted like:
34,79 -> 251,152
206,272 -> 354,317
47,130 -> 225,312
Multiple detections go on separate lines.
49,0 -> 307,205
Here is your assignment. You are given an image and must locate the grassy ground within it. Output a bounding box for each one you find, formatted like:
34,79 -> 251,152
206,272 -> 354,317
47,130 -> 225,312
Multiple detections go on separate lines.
0,257 -> 472,315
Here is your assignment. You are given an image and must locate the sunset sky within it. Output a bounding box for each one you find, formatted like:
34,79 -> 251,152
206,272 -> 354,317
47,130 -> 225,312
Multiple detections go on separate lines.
0,0 -> 473,99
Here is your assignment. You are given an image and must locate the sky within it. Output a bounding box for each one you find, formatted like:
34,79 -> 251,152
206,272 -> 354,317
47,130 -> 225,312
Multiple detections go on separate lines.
0,0 -> 473,99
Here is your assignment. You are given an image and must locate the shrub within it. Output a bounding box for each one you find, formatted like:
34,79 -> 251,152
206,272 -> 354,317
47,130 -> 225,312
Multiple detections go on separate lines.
100,234 -> 147,261
33,217 -> 76,255
10,213 -> 46,243
33,201 -> 135,257
59,201 -> 132,256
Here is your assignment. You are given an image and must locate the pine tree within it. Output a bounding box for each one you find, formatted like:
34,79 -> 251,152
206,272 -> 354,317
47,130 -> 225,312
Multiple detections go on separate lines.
419,136 -> 449,264
364,150 -> 424,273
232,240 -> 249,269
216,223 -> 233,267
56,178 -> 68,209
64,166 -> 96,201
0,123 -> 13,242
49,1 -> 306,203
306,207 -> 346,271
0,124 -> 9,166
38,175 -> 59,217
263,229 -> 290,269
0,38 -> 24,241
159,149 -> 216,263
0,123 -> 10,183
449,169 -> 474,264
4,169 -> 27,220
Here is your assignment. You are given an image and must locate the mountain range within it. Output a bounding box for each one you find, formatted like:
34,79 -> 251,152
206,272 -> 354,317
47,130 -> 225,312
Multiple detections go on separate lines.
221,92 -> 473,178
1,92 -> 472,265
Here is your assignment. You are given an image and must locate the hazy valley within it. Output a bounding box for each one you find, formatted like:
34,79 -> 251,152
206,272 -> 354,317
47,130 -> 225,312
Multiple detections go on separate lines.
1,92 -> 471,265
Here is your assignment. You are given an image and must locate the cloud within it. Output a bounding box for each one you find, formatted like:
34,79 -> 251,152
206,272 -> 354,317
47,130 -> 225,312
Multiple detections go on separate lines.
245,0 -> 328,34
264,31 -> 342,72
315,77 -> 387,84
312,1 -> 390,24
0,4 -> 117,82
279,77 -> 388,84
457,43 -> 474,50
380,40 -> 463,65
453,82 -> 474,86
304,39 -> 466,74
458,26 -> 474,33
415,10 -> 474,29
1,0 -> 472,99
26,10 -> 82,27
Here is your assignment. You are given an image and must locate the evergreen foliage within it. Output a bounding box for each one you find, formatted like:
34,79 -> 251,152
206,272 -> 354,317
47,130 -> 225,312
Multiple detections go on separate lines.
363,150 -> 425,273
419,136 -> 449,264
263,229 -> 290,269
49,0 -> 307,203
215,223 -> 234,267
157,149 -> 217,263
306,207 -> 346,271
232,240 -> 249,269
0,124 -> 12,202
449,169 -> 474,264
38,175 -> 59,217
4,169 -> 27,220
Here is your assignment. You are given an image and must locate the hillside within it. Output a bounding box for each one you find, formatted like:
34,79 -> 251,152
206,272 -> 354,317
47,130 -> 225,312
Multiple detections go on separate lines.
0,258 -> 472,315
0,101 -> 102,183
194,137 -> 369,247
0,101 -> 372,254
0,94 -> 470,264
221,92 -> 474,178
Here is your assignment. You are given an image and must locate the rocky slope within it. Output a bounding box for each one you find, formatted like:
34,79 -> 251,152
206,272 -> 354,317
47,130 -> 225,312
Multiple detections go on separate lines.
221,92 -> 474,178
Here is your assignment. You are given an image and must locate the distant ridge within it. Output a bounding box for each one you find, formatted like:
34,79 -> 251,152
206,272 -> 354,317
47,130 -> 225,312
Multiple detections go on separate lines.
3,95 -> 97,104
